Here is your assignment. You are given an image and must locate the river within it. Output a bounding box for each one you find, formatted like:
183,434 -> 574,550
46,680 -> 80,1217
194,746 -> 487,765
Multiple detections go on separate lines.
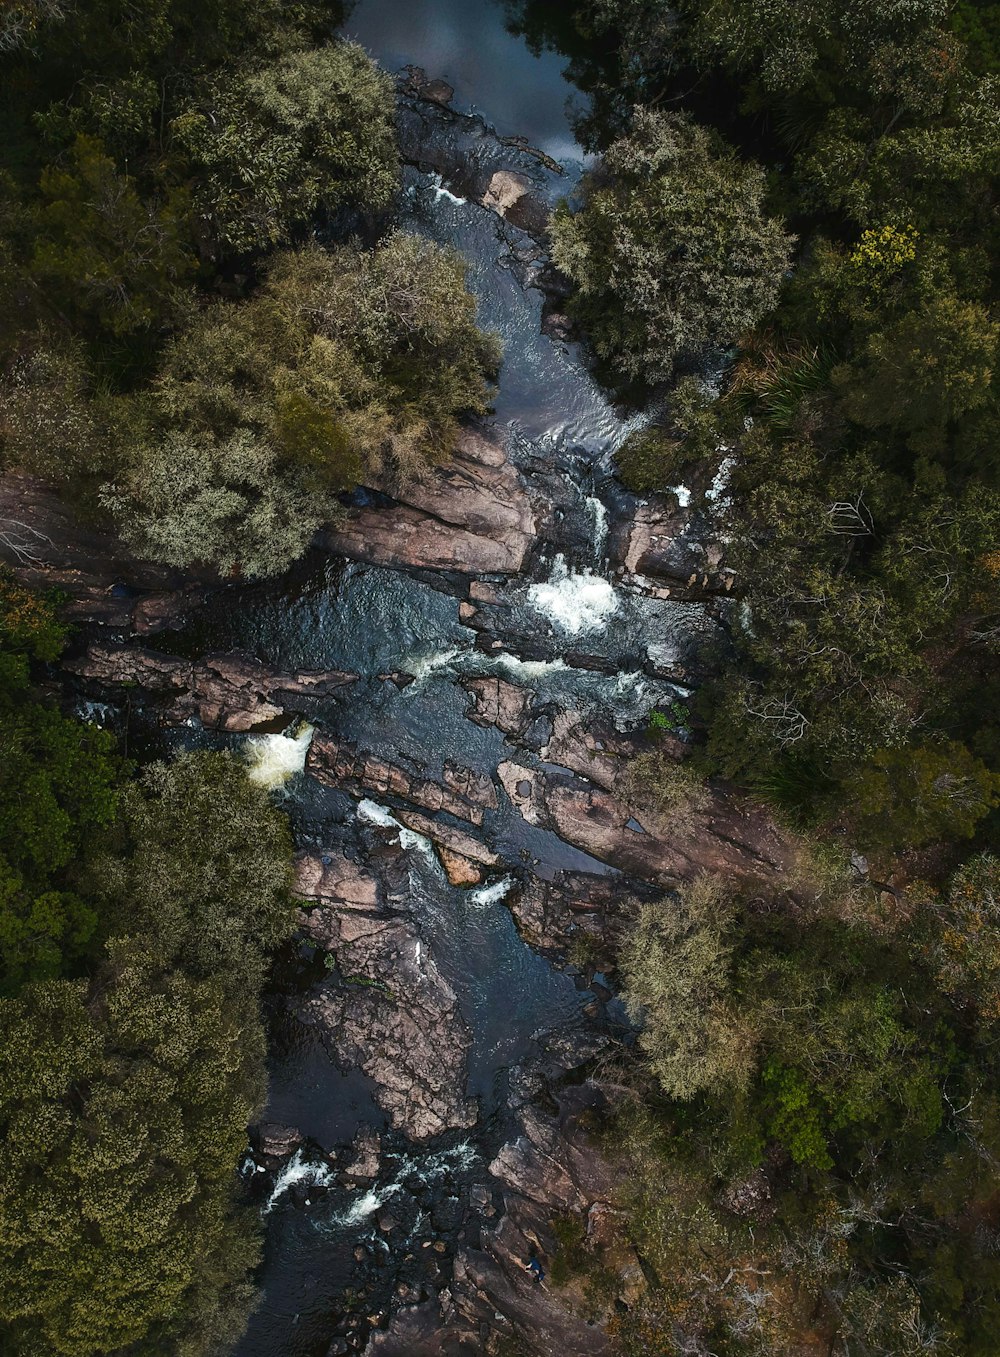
142,5 -> 717,1352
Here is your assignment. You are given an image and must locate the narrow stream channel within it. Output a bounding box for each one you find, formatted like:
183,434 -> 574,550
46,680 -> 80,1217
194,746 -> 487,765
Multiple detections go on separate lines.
141,6 -> 708,1351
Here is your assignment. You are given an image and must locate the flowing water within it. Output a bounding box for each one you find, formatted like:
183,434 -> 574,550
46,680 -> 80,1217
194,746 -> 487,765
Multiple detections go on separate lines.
120,6 -> 717,1350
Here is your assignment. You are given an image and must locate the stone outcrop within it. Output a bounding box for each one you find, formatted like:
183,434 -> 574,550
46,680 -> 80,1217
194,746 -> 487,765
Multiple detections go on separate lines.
320,428 -> 538,576
308,735 -> 498,827
461,675 -> 533,739
498,758 -> 793,887
296,849 -> 478,1141
0,471 -> 204,632
254,1122 -> 303,1158
392,808 -> 503,880
66,644 -> 357,731
446,1049 -> 621,1357
509,871 -> 625,965
610,495 -> 734,598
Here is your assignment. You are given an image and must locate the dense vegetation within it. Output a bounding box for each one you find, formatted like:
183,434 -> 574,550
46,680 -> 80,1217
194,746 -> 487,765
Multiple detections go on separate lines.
0,579 -> 295,1355
522,0 -> 1000,1352
0,0 -> 499,579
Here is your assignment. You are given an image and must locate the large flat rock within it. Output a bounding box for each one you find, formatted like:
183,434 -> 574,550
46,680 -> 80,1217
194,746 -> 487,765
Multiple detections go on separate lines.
66,644 -> 356,731
321,428 -> 537,576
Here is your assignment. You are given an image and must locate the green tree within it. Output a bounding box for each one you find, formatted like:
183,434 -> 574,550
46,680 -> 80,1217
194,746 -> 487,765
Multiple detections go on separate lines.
172,41 -> 399,255
102,425 -> 330,577
31,134 -> 195,337
848,741 -> 1000,848
620,875 -> 756,1098
834,293 -> 998,453
0,750 -> 294,1356
0,576 -> 119,991
550,109 -> 792,383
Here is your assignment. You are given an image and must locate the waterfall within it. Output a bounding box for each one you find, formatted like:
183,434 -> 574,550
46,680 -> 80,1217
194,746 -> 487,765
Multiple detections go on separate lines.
244,724 -> 314,789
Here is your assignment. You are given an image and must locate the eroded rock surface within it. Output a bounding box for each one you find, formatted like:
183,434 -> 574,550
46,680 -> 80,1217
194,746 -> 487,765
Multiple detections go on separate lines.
308,735 -> 498,826
321,428 -> 538,576
499,758 -> 792,886
296,849 -> 478,1141
67,644 -> 357,731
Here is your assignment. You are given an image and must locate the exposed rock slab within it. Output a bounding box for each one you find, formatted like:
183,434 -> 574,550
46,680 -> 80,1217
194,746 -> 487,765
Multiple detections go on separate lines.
320,428 -> 538,576
448,1067 -> 619,1357
66,644 -> 357,731
308,735 -> 498,827
611,496 -> 734,598
461,675 -> 533,739
510,871 -> 625,965
498,758 -> 792,886
297,851 -> 477,1141
392,808 -> 502,873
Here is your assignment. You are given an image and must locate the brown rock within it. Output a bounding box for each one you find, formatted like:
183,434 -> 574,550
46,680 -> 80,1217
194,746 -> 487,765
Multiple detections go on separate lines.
308,735 -> 497,826
391,808 -> 501,871
461,676 -> 533,739
344,1125 -> 381,1184
320,428 -> 538,576
482,169 -> 531,217
255,1122 -> 303,1157
66,644 -> 357,731
498,758 -> 793,887
294,851 -> 380,914
437,847 -> 483,887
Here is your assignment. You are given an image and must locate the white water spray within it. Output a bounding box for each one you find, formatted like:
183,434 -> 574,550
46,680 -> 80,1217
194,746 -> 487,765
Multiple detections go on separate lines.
526,555 -> 619,636
468,877 -> 515,907
244,724 -> 314,789
263,1149 -> 334,1214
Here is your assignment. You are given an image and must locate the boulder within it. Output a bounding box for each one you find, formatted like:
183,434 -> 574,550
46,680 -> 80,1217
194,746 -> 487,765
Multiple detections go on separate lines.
343,1125 -> 381,1184
320,428 -> 538,576
482,169 -> 529,216
436,847 -> 483,887
254,1122 -> 303,1158
461,676 -> 533,740
391,809 -> 502,872
611,495 -> 734,597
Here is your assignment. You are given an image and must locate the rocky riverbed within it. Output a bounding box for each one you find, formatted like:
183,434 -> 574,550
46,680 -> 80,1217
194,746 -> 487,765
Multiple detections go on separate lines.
0,22 -> 784,1355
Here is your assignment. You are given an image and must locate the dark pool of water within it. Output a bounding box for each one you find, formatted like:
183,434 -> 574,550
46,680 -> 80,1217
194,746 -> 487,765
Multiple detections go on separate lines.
344,0 -> 586,161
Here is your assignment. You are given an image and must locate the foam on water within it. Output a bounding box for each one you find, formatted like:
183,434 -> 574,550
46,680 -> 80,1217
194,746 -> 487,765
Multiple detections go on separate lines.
469,877 -> 515,906
245,724 -> 314,789
401,646 -> 463,682
429,172 -> 467,206
263,1149 -> 334,1214
584,495 -> 609,558
526,555 -> 619,636
323,1140 -> 479,1229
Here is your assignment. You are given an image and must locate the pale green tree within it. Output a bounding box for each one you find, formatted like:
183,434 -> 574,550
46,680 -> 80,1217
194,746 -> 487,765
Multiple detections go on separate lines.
550,109 -> 792,383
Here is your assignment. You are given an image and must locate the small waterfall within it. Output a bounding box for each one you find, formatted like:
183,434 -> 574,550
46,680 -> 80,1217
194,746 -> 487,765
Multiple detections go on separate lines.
263,1149 -> 335,1214
584,495 -> 609,560
468,877 -> 514,906
245,724 -> 314,789
526,554 -> 619,636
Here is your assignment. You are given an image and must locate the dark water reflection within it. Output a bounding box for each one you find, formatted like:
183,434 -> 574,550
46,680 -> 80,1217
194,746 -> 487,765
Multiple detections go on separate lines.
345,0 -> 586,160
